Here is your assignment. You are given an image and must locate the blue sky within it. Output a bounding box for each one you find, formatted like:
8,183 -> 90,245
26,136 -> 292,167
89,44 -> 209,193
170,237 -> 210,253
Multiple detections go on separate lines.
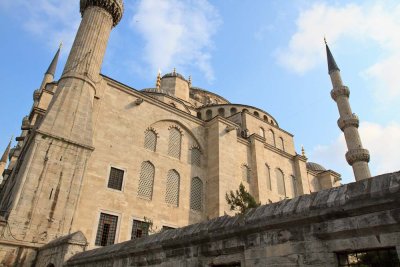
0,0 -> 399,184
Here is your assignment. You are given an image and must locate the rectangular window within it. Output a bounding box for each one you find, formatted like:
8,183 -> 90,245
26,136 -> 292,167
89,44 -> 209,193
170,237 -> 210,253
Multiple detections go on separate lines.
95,213 -> 118,246
337,247 -> 399,267
131,219 -> 150,240
108,167 -> 124,190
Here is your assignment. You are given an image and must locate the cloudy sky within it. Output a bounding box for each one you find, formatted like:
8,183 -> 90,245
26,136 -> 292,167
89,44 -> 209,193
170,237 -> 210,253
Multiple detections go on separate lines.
0,0 -> 399,184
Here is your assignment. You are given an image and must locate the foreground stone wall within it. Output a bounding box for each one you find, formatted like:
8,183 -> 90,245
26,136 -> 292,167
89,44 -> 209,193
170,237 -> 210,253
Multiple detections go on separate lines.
64,171 -> 400,266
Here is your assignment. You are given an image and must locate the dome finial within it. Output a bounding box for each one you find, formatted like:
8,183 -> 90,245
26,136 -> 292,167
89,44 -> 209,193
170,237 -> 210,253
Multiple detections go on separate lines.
301,145 -> 306,157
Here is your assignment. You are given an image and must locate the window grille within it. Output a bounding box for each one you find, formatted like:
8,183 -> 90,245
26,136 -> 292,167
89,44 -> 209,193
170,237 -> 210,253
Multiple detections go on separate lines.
144,130 -> 157,152
95,213 -> 118,246
107,167 -> 124,191
165,170 -> 180,206
190,177 -> 203,211
337,247 -> 399,267
266,164 -> 272,190
137,161 -> 155,200
242,165 -> 251,183
191,148 -> 201,167
131,219 -> 150,240
275,169 -> 286,196
168,128 -> 182,159
291,175 -> 298,197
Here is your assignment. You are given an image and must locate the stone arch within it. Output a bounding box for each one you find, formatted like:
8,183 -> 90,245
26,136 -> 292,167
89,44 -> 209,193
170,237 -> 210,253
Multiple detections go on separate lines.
268,129 -> 276,146
275,168 -> 286,197
254,111 -> 259,117
263,115 -> 268,122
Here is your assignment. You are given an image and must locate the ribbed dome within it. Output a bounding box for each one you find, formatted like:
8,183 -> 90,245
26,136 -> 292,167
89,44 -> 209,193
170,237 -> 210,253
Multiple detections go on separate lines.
306,162 -> 326,172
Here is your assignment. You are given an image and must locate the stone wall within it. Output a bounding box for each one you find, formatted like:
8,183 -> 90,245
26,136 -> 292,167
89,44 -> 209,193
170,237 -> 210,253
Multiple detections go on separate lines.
65,171 -> 400,266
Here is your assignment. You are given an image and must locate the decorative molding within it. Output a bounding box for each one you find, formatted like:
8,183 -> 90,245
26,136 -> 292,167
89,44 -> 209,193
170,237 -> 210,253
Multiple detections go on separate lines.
80,0 -> 124,26
337,114 -> 359,131
331,86 -> 350,101
345,149 -> 370,165
144,127 -> 159,138
168,125 -> 184,135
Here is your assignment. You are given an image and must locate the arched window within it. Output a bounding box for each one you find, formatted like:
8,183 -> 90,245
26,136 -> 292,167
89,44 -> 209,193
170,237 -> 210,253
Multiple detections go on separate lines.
242,109 -> 249,113
265,164 -> 271,190
263,115 -> 268,122
230,107 -> 237,115
144,129 -> 157,152
254,111 -> 259,117
206,110 -> 212,120
242,165 -> 251,183
279,137 -> 285,151
165,170 -> 180,206
259,127 -> 265,138
291,175 -> 298,197
268,130 -> 276,146
190,177 -> 203,211
137,161 -> 155,200
197,112 -> 202,119
275,168 -> 286,197
191,147 -> 201,167
168,127 -> 182,159
218,108 -> 225,117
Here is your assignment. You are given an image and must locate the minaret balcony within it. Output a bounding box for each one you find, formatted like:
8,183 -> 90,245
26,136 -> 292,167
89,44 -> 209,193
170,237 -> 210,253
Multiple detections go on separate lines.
80,0 -> 124,26
345,149 -> 370,165
331,86 -> 350,101
337,114 -> 359,131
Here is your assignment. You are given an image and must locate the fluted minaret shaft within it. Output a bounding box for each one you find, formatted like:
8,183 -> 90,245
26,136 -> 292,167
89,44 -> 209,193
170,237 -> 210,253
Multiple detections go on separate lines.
39,0 -> 124,146
326,43 -> 371,181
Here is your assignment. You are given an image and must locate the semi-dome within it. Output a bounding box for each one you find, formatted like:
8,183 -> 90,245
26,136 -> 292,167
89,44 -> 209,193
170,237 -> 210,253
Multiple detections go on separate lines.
306,162 -> 326,172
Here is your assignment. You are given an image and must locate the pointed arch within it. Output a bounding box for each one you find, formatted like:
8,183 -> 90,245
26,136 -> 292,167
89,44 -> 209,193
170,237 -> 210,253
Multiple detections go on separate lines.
268,129 -> 276,146
190,177 -> 203,211
275,168 -> 286,197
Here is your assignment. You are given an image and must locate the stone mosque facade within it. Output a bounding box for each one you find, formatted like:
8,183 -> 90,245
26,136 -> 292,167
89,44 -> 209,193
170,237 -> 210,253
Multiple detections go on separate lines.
0,1 -> 390,266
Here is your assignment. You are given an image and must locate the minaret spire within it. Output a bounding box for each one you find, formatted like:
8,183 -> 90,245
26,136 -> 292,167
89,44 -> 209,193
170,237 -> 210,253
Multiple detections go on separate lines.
0,138 -> 12,164
40,43 -> 62,89
325,39 -> 371,181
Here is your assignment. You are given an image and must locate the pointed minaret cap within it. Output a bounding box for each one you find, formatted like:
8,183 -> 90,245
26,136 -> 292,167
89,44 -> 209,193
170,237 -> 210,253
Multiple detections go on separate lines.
45,43 -> 62,76
325,38 -> 340,74
301,145 -> 306,157
156,69 -> 161,89
1,137 -> 12,163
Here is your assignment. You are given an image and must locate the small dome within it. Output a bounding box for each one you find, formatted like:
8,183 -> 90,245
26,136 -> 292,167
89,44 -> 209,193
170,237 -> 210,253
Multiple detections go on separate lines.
162,72 -> 187,81
306,162 -> 326,172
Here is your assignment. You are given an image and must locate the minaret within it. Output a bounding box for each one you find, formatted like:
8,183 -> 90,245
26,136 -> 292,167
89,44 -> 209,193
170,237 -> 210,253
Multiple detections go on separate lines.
325,40 -> 371,181
0,139 -> 12,181
40,43 -> 62,89
38,0 -> 124,146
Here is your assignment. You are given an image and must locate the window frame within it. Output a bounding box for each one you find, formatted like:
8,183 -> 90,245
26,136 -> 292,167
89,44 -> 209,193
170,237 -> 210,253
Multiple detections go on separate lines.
93,210 -> 121,247
130,217 -> 151,240
190,177 -> 204,212
106,165 -> 126,192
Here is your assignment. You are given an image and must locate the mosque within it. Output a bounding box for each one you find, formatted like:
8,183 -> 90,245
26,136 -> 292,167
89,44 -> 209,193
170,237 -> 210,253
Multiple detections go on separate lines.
0,1 -> 383,266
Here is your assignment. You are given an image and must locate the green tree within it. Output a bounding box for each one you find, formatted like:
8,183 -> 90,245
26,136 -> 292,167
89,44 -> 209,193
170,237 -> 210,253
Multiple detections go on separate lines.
225,183 -> 260,214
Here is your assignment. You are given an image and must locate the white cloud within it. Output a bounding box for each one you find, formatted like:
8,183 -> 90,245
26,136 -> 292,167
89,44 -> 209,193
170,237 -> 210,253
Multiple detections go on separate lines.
310,122 -> 400,184
0,0 -> 80,52
130,0 -> 221,82
276,2 -> 400,102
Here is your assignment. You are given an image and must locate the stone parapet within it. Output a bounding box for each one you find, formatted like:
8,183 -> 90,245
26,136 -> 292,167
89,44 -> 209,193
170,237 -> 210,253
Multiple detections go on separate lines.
80,0 -> 124,26
337,114 -> 359,131
345,148 -> 370,165
65,172 -> 400,266
331,85 -> 350,101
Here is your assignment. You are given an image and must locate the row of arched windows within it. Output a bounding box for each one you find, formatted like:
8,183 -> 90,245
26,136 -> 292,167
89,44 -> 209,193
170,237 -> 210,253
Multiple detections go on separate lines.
144,128 -> 201,166
198,107 -> 275,125
260,127 -> 285,151
137,161 -> 203,211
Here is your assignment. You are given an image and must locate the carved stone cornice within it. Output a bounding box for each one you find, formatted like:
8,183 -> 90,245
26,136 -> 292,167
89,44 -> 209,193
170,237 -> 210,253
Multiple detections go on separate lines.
331,86 -> 350,101
337,114 -> 359,131
80,0 -> 124,26
345,149 -> 370,165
